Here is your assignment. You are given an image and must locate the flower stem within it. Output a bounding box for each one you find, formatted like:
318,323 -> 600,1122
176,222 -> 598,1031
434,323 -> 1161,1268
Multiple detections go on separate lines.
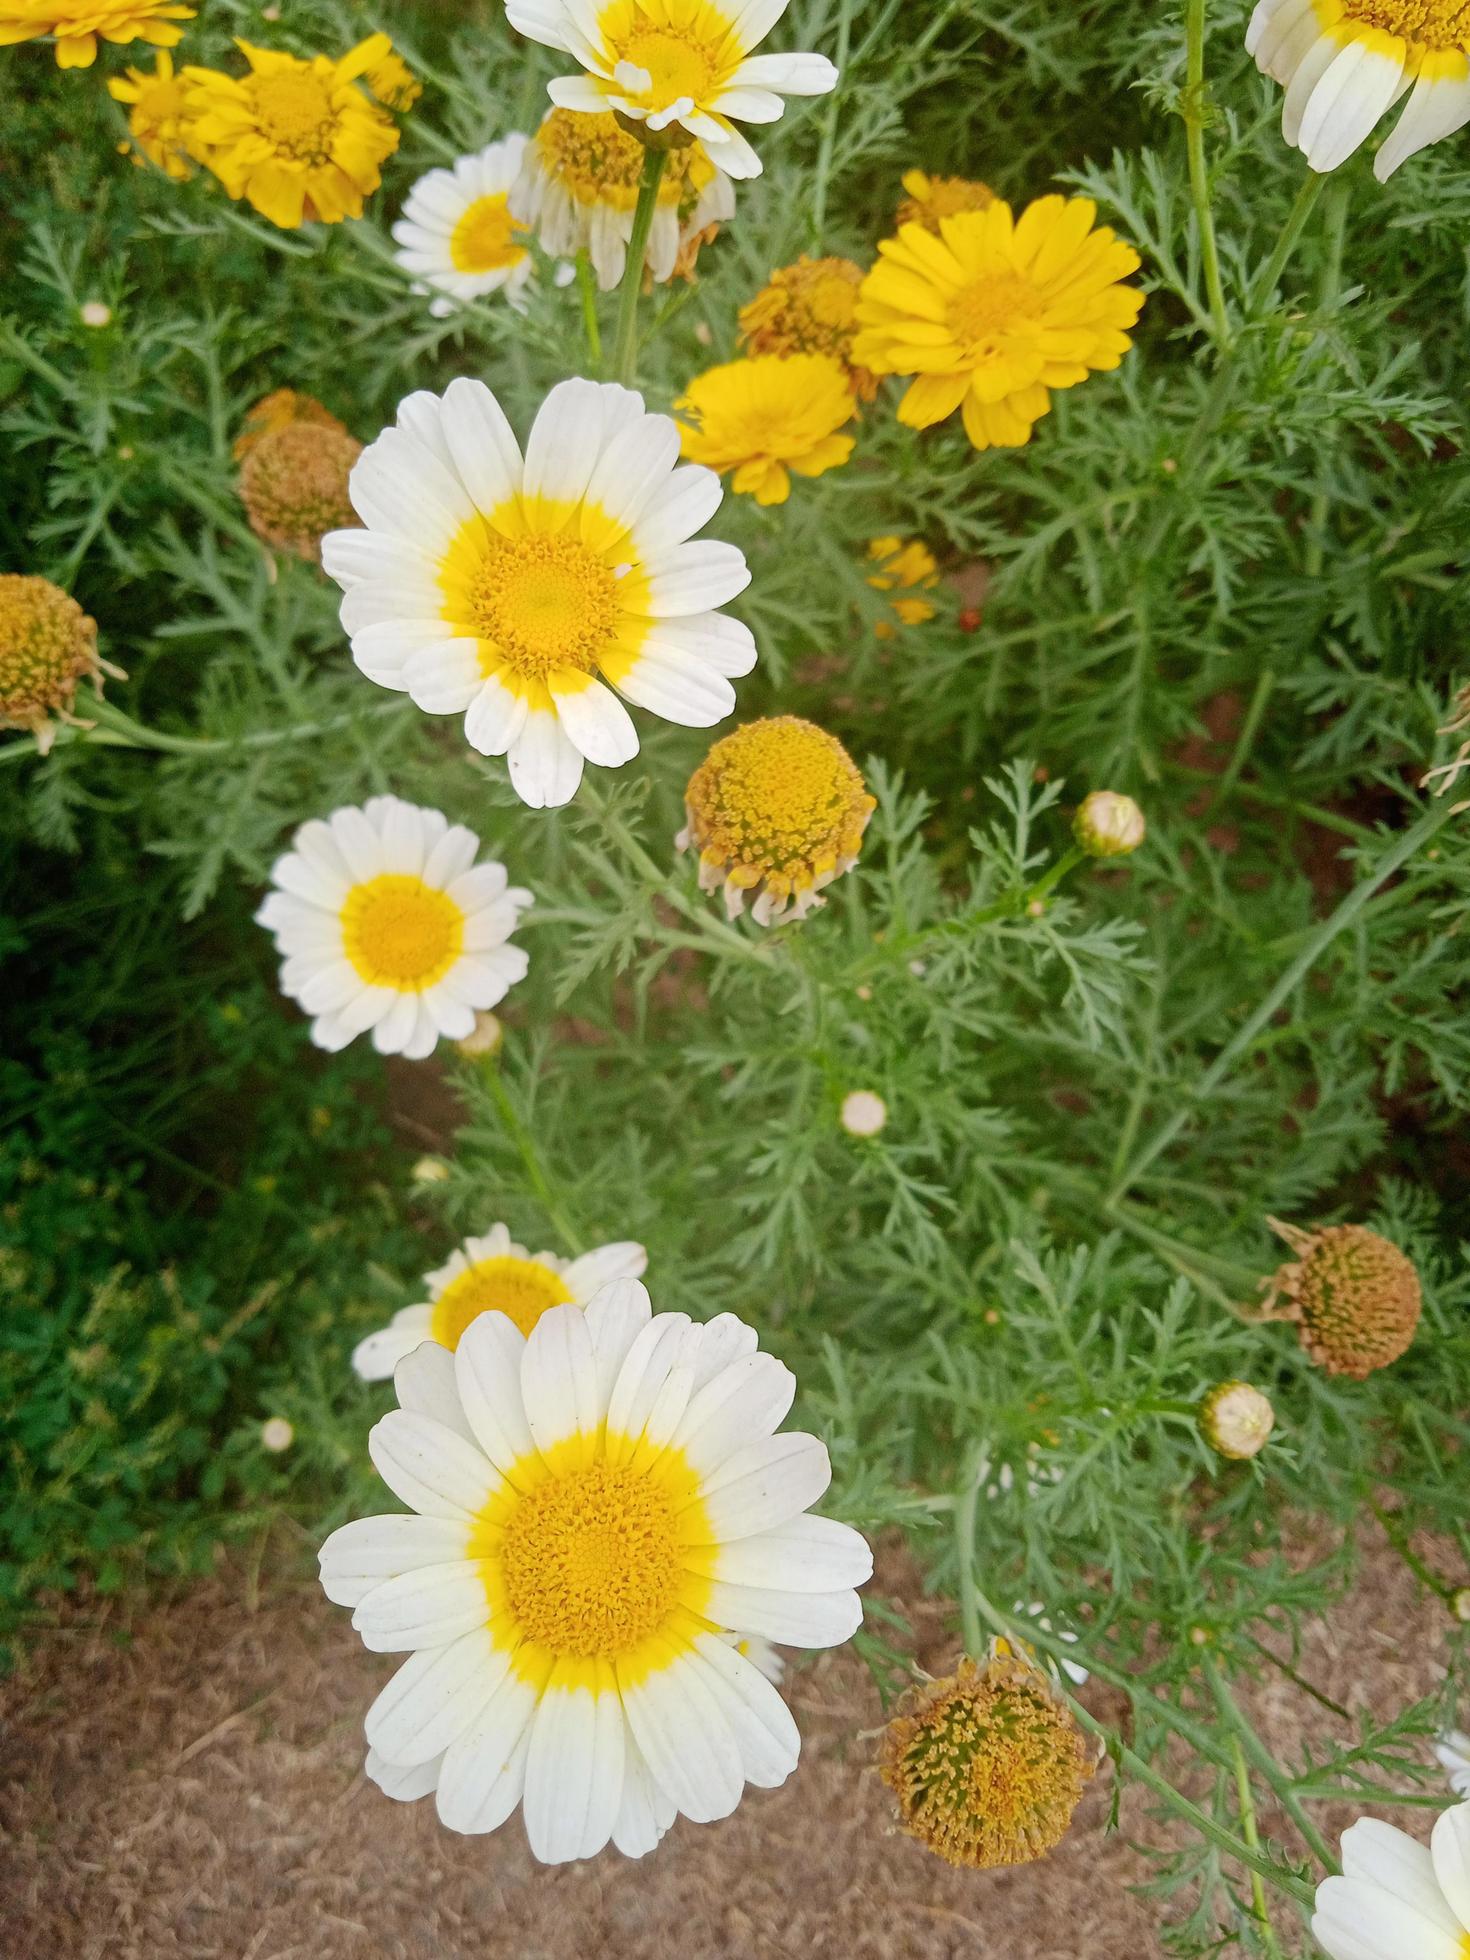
1,692 -> 408,766
1248,171 -> 1326,315
1231,1733 -> 1286,1958
576,251 -> 604,373
613,147 -> 668,386
809,0 -> 853,247
480,1061 -> 586,1256
1183,0 -> 1230,346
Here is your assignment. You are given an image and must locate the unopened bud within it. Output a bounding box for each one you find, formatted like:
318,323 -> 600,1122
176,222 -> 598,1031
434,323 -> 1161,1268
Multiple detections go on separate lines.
1075,790 -> 1145,859
80,300 -> 112,328
456,1011 -> 503,1058
1453,1588 -> 1470,1624
840,1090 -> 887,1137
1199,1380 -> 1275,1460
260,1416 -> 294,1453
411,1155 -> 451,1185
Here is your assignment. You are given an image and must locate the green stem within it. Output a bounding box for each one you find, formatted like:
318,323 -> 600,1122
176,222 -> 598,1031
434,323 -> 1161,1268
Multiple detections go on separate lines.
1247,172 -> 1326,315
1207,1659 -> 1339,1872
1304,179 -> 1349,580
613,147 -> 668,386
1110,793 -> 1459,1202
1231,1734 -> 1286,1958
1210,664 -> 1276,812
809,0 -> 853,246
576,251 -> 604,373
481,1063 -> 586,1256
953,1455 -> 985,1658
1183,0 -> 1231,346
1369,1500 -> 1459,1604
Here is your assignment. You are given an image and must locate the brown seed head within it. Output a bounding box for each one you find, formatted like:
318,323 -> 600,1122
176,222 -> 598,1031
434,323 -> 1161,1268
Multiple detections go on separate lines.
1263,1219 -> 1422,1378
879,1652 -> 1094,1870
239,422 -> 363,563
0,574 -> 114,750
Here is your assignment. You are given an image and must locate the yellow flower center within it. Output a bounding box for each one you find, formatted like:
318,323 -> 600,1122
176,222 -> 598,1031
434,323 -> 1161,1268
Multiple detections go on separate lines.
250,70 -> 339,163
0,574 -> 97,722
495,1458 -> 690,1660
429,1255 -> 573,1348
1341,0 -> 1470,47
441,515 -> 646,687
685,715 -> 875,892
340,874 -> 465,990
536,107 -> 706,210
616,20 -> 719,101
948,271 -> 1040,357
449,192 -> 526,274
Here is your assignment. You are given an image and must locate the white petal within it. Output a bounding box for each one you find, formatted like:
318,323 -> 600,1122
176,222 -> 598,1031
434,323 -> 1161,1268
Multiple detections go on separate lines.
368,1409 -> 499,1520
436,1668 -> 541,1833
630,464 -> 723,558
454,1312 -> 536,1476
351,1561 -> 491,1652
1298,41 -> 1406,173
350,428 -> 469,545
611,1733 -> 676,1858
643,540 -> 751,616
464,673 -> 531,756
728,51 -> 837,94
522,1662 -> 625,1863
1375,62 -> 1470,180
318,1513 -> 470,1608
564,1244 -> 649,1303
692,1432 -> 832,1541
440,377 -> 525,514
1431,1805 -> 1470,1933
521,1301 -> 601,1465
614,645 -> 736,727
689,1633 -> 800,1789
619,1647 -> 745,1823
523,377 -> 619,508
365,1746 -> 442,1802
551,674 -> 640,765
702,1580 -> 861,1649
700,1512 -> 873,1592
365,1626 -> 512,1764
1313,1875 -> 1465,1960
581,1276 -> 654,1406
606,1313 -> 696,1454
672,1353 -> 795,1475
403,640 -> 484,715
687,1312 -> 760,1388
322,528 -> 435,590
394,1340 -> 479,1448
507,710 -> 586,808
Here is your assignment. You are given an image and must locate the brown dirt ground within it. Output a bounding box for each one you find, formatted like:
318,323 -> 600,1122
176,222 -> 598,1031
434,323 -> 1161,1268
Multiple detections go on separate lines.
0,1524 -> 1456,1960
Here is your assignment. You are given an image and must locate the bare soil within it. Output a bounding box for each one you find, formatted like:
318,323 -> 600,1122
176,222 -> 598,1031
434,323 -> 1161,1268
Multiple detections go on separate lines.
0,1525 -> 1454,1960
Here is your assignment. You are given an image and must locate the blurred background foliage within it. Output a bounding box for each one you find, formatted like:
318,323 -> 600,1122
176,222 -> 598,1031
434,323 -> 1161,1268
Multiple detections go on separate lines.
2,0 -> 1469,1937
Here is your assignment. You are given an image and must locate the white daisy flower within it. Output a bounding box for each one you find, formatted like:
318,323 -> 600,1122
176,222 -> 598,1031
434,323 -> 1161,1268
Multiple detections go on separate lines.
391,136 -> 535,318
1437,1731 -> 1470,1798
353,1226 -> 648,1380
1313,1803 -> 1470,1959
1246,0 -> 1470,181
321,376 -> 756,810
255,796 -> 531,1059
504,0 -> 839,180
319,1281 -> 872,1863
510,106 -> 734,291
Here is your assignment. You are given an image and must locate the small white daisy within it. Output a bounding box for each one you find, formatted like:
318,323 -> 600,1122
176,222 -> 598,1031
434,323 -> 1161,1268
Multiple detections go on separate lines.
319,1281 -> 872,1863
255,795 -> 531,1059
1246,0 -> 1470,181
510,106 -> 734,290
322,376 -> 756,810
1437,1731 -> 1470,1798
505,0 -> 838,179
353,1226 -> 648,1379
391,136 -> 535,318
1313,1803 -> 1470,1959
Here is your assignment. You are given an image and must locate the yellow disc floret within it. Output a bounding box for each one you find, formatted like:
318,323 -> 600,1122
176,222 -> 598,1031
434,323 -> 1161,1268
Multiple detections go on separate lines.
738,257 -> 876,400
449,193 -> 526,274
675,353 -> 857,506
107,49 -> 197,179
340,874 -> 466,991
239,421 -> 362,562
1260,1219 -> 1423,1378
681,715 -> 876,925
0,0 -> 194,70
879,1652 -> 1094,1870
896,167 -> 997,232
534,106 -> 715,214
439,524 -> 639,686
0,574 -> 122,754
429,1256 -> 574,1347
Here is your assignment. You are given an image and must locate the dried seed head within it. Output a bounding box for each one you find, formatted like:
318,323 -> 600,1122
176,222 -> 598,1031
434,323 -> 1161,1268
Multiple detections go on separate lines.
233,388 -> 349,460
1074,790 -> 1146,858
1261,1219 -> 1422,1379
0,573 -> 119,752
239,422 -> 363,563
1199,1380 -> 1275,1460
879,1652 -> 1094,1869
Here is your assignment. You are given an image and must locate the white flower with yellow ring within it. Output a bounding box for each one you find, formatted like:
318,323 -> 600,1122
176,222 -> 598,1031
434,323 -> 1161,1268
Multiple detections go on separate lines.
255,795 -> 531,1058
322,377 -> 756,809
319,1282 -> 872,1861
352,1225 -> 648,1379
391,136 -> 535,317
504,0 -> 838,179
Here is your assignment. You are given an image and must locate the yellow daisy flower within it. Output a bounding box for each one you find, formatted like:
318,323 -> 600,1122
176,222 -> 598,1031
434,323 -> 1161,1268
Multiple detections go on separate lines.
183,35 -> 402,230
677,715 -> 876,925
107,48 -> 196,180
0,0 -> 192,69
675,353 -> 856,506
737,255 -> 876,400
853,196 -> 1144,454
362,42 -> 420,111
895,167 -> 996,232
866,535 -> 939,637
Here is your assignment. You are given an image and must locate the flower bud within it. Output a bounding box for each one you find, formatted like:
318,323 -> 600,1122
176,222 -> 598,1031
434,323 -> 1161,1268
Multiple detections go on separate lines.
1074,790 -> 1145,858
411,1156 -> 451,1185
456,1011 -> 504,1058
80,300 -> 112,328
840,1090 -> 887,1137
260,1416 -> 294,1453
1199,1380 -> 1275,1460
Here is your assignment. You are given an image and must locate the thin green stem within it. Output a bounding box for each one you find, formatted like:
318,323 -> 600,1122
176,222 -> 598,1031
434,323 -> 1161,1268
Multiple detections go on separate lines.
1304,178 -> 1349,580
1231,1734 -> 1285,1958
953,1455 -> 985,1659
576,251 -> 604,373
1207,1659 -> 1339,1872
1247,172 -> 1326,315
1369,1500 -> 1458,1604
613,147 -> 668,385
809,0 -> 853,246
481,1063 -> 586,1256
36,693 -> 410,761
1111,794 -> 1459,1202
1210,664 -> 1276,811
1183,0 -> 1231,346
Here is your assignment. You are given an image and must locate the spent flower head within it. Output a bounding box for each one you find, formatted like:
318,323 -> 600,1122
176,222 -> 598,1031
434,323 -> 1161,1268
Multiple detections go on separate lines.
678,715 -> 876,925
0,574 -> 123,754
239,421 -> 363,563
1260,1218 -> 1422,1379
234,388 -> 347,460
737,256 -> 875,399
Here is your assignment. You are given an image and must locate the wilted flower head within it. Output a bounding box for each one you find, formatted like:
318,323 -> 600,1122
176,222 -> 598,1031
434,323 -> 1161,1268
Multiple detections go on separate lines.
0,574 -> 123,753
879,1651 -> 1095,1869
1260,1218 -> 1422,1379
234,388 -> 348,460
1199,1380 -> 1275,1460
679,716 -> 876,926
1074,789 -> 1145,858
896,167 -> 996,232
738,256 -> 875,399
239,420 -> 363,563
